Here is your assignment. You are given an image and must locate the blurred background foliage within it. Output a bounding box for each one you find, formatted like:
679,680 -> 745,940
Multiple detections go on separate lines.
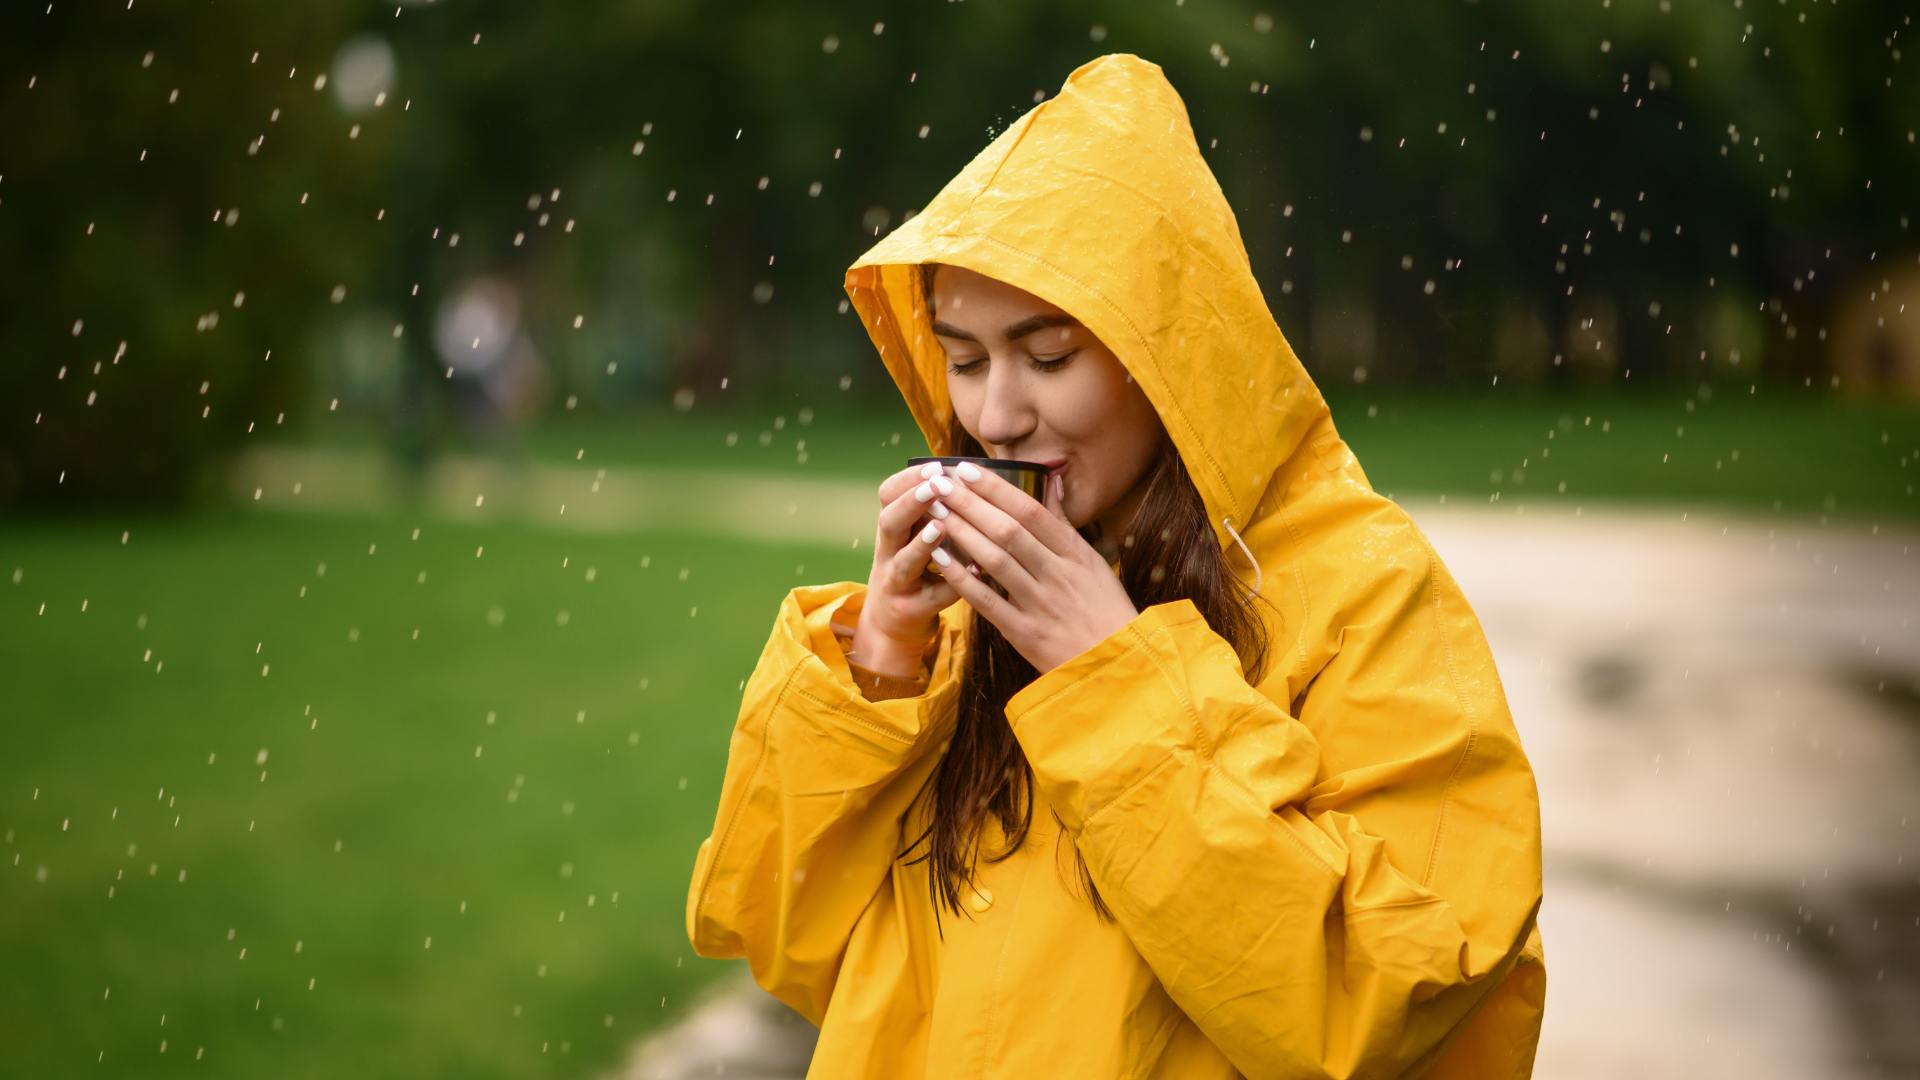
2,0 -> 1914,510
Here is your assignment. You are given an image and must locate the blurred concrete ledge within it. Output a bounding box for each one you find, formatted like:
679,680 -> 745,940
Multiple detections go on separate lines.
228,444 -> 879,547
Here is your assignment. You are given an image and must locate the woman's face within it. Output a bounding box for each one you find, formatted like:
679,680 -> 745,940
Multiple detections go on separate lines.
929,264 -> 1163,559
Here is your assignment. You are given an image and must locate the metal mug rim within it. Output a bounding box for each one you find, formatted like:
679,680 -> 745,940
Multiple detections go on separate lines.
906,455 -> 1051,476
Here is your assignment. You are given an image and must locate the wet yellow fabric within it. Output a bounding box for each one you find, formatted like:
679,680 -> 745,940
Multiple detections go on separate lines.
686,53 -> 1545,1078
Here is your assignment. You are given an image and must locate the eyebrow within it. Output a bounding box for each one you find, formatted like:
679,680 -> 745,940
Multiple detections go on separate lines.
930,312 -> 1082,344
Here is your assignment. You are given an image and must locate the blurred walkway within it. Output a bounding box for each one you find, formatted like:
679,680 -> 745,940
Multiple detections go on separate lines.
230,446 -> 1920,1079
1421,504 -> 1918,1079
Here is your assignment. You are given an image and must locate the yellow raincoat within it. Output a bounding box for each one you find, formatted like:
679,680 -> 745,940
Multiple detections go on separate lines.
686,53 -> 1546,1079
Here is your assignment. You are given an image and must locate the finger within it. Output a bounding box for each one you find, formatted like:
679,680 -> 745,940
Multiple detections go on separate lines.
949,462 -> 1078,560
934,489 -> 1040,603
889,513 -> 961,593
940,471 -> 1051,592
879,485 -> 961,594
931,539 -> 1016,626
878,462 -> 934,504
879,461 -> 947,505
876,472 -> 955,558
1044,470 -> 1069,523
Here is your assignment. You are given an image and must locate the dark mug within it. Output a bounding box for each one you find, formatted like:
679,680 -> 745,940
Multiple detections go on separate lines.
905,456 -> 1052,595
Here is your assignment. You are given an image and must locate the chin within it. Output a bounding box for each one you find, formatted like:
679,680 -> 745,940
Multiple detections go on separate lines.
1067,502 -> 1098,534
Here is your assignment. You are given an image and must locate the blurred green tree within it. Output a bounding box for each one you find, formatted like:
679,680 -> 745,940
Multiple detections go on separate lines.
3,0 -> 1909,507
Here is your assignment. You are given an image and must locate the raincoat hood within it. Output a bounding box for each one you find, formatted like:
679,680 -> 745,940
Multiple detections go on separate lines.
845,52 -> 1329,562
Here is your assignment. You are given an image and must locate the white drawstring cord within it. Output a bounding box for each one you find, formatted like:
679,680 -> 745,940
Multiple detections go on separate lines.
1221,515 -> 1261,602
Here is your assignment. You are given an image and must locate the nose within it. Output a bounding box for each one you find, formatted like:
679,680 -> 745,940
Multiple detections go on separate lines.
971,359 -> 1036,451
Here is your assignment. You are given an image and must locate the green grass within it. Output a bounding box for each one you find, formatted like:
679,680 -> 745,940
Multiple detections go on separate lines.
0,506 -> 870,1078
283,385 -> 1918,521
1325,387 -> 1918,522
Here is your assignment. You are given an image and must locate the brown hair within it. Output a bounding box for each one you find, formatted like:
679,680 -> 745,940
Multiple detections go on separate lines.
900,262 -> 1278,933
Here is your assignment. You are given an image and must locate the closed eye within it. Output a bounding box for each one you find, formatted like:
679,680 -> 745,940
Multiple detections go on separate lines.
947,351 -> 1078,376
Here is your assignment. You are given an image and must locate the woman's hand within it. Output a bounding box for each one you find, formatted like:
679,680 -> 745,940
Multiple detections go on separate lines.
928,462 -> 1140,675
856,463 -> 969,671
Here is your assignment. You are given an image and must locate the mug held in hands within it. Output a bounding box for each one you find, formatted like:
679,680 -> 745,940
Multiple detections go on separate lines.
905,456 -> 1051,597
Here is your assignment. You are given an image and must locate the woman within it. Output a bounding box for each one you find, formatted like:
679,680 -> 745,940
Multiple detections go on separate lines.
686,53 -> 1546,1079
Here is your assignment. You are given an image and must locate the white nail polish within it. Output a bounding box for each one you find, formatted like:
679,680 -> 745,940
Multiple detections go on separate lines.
919,521 -> 942,544
956,462 -> 982,481
933,476 -> 955,496
919,462 -> 943,479
930,546 -> 952,567
929,502 -> 949,519
916,481 -> 935,502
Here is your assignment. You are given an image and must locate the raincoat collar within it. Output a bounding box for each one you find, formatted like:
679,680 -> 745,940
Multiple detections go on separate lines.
844,53 -> 1328,577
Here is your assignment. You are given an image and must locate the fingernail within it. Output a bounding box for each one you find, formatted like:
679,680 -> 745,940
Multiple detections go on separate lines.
930,546 -> 952,567
916,481 -> 936,502
933,476 -> 955,496
919,521 -> 942,544
956,462 -> 982,481
919,462 -> 943,480
929,501 -> 949,519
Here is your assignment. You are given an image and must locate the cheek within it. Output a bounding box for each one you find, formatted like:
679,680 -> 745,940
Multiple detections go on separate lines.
1048,370 -> 1123,443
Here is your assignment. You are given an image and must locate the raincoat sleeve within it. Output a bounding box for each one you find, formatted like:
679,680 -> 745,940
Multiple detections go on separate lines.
684,581 -> 955,1026
1004,540 -> 1543,1080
